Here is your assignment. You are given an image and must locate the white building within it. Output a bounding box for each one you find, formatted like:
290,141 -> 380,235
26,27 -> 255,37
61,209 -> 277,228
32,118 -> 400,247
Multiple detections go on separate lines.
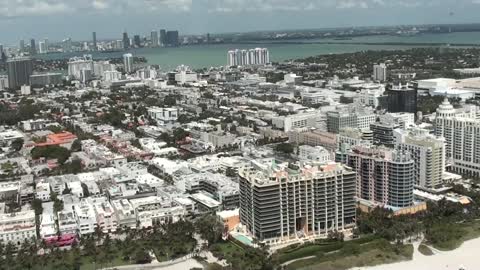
228,48 -> 270,66
373,63 -> 387,82
298,145 -> 331,163
379,112 -> 415,129
123,53 -> 133,74
104,70 -> 122,82
0,210 -> 36,245
58,209 -> 78,235
35,181 -> 51,202
284,73 -> 303,85
354,86 -> 385,108
111,199 -> 137,229
272,112 -> 317,132
395,128 -> 446,188
435,98 -> 480,176
147,107 -> 178,123
39,213 -> 57,239
68,55 -> 94,80
175,65 -> 197,84
90,198 -> 118,233
73,201 -> 97,236
130,196 -> 185,228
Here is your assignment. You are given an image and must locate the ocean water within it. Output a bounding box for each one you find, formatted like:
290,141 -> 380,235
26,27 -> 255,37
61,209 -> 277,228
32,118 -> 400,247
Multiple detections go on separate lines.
37,32 -> 480,70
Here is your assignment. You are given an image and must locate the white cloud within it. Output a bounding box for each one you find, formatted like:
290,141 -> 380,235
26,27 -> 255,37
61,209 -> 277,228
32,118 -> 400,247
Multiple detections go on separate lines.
0,0 -> 192,18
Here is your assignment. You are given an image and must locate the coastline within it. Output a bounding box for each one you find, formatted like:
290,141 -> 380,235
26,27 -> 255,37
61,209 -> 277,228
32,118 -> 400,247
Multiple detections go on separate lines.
350,237 -> 480,270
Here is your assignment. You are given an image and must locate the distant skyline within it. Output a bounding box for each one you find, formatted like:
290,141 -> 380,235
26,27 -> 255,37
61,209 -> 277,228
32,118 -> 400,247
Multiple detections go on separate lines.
1,0 -> 480,44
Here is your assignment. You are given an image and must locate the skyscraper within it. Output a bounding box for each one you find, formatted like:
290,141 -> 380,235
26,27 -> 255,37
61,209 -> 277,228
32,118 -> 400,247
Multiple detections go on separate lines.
239,160 -> 356,242
395,128 -> 445,189
30,39 -> 36,55
151,30 -> 159,47
166,31 -> 179,47
435,99 -> 480,176
0,44 -> 3,55
92,32 -> 97,51
160,29 -> 167,46
133,35 -> 141,48
227,48 -> 270,66
63,38 -> 72,53
123,53 -> 133,74
122,32 -> 129,50
7,57 -> 33,89
38,41 -> 47,54
338,145 -> 415,208
373,63 -> 387,81
19,40 -> 25,53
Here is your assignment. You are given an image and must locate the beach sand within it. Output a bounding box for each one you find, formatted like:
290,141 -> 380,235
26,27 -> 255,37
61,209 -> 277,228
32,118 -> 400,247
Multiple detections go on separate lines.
350,238 -> 480,270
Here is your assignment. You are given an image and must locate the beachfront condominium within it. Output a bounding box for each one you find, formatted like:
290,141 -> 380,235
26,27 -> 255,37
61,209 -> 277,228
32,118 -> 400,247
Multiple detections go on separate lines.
239,159 -> 356,243
227,48 -> 270,66
337,145 -> 415,208
395,128 -> 445,189
123,53 -> 133,74
435,98 -> 480,176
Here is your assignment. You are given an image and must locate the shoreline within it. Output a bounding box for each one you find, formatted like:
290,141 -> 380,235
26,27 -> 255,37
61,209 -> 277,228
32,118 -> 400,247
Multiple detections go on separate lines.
350,237 -> 480,270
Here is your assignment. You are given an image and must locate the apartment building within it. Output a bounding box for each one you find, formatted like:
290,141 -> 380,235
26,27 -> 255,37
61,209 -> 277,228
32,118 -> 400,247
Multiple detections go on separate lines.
338,145 -> 415,208
435,98 -> 480,176
0,210 -> 36,245
395,128 -> 446,189
239,160 -> 356,244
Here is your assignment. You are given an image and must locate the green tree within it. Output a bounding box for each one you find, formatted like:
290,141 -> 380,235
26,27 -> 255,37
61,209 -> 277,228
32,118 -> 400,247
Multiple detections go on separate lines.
196,215 -> 224,246
31,199 -> 43,216
71,139 -> 82,152
275,143 -> 294,154
11,138 -> 24,152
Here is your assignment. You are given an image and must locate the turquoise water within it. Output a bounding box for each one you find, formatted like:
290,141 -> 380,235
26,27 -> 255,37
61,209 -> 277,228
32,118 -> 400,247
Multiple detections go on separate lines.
37,32 -> 480,70
234,234 -> 253,246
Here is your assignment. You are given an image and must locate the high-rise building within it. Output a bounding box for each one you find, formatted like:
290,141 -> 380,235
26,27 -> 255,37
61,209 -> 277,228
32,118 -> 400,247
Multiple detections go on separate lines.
133,35 -> 141,48
373,63 -> 387,82
435,99 -> 480,176
122,32 -> 129,50
338,145 -> 415,208
160,29 -> 167,46
166,31 -> 179,47
38,41 -> 47,54
0,44 -> 3,55
239,160 -> 356,242
67,55 -> 94,80
30,39 -> 36,55
395,128 -> 446,189
151,30 -> 159,47
227,48 -> 270,66
7,57 -> 34,89
386,84 -> 418,114
62,38 -> 72,53
123,53 -> 133,74
19,40 -> 25,53
92,32 -> 97,51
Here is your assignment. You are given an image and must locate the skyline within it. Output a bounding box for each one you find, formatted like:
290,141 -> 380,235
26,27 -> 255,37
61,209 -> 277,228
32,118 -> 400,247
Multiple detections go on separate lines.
1,0 -> 480,44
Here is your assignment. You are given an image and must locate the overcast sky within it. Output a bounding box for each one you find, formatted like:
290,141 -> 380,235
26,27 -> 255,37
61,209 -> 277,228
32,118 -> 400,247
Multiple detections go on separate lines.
0,0 -> 479,44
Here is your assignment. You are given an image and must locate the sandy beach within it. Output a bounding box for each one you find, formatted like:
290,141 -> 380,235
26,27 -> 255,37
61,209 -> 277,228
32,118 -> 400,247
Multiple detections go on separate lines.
350,238 -> 480,270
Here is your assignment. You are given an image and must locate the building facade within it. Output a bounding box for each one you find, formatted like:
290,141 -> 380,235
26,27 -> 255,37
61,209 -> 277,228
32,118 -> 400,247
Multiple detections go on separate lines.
239,160 -> 356,243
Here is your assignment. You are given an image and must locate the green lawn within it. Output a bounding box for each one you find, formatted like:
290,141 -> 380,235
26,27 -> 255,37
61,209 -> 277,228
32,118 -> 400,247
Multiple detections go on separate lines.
276,237 -> 413,270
